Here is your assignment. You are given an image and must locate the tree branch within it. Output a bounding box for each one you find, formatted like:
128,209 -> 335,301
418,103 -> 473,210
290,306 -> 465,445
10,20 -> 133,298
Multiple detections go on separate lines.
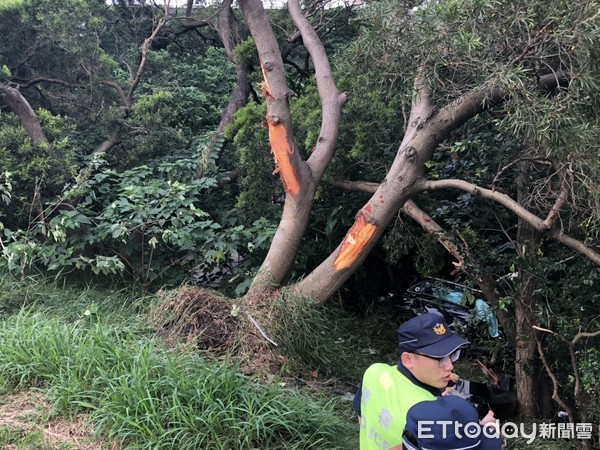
541,158 -> 571,229
17,77 -> 82,90
199,0 -> 251,170
0,82 -> 48,145
289,0 -> 347,179
436,78 -> 508,133
412,65 -> 434,118
100,80 -> 130,108
127,4 -> 169,103
417,178 -> 600,265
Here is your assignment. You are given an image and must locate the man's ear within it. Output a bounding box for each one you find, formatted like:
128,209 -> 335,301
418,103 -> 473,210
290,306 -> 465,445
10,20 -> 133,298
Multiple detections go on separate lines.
400,351 -> 414,369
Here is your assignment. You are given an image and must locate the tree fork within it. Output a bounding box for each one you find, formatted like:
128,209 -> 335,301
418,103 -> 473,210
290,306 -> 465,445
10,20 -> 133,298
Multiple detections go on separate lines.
239,0 -> 346,297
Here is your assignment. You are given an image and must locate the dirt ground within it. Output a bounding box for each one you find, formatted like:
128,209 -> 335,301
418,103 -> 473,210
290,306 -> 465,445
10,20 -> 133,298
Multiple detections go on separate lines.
0,390 -> 106,450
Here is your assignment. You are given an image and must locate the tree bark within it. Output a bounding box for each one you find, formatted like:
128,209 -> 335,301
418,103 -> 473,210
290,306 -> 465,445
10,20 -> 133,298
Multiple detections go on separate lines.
293,75 -> 508,302
514,267 -> 542,418
0,83 -> 48,145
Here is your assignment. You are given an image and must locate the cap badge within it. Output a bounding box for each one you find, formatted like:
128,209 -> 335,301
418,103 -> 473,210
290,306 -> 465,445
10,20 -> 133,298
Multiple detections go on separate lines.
433,323 -> 446,335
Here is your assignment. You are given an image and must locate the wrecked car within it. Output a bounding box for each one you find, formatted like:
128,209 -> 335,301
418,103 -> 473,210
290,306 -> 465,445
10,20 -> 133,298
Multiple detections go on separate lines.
390,278 -> 500,339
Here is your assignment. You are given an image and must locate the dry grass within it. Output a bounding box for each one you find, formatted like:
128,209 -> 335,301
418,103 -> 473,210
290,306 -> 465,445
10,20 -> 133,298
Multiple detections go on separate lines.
0,390 -> 110,450
148,286 -> 287,376
150,286 -> 240,352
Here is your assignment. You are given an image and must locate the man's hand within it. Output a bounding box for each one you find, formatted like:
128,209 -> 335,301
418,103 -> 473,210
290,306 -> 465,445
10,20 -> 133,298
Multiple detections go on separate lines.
480,409 -> 500,433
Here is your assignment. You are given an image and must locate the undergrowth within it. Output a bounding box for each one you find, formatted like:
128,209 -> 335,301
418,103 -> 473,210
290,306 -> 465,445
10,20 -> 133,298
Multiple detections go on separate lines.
0,311 -> 355,449
272,292 -> 398,383
0,274 -> 357,449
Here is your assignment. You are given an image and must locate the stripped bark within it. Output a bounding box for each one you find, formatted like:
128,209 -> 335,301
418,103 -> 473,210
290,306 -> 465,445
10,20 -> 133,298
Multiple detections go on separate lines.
329,180 -> 464,268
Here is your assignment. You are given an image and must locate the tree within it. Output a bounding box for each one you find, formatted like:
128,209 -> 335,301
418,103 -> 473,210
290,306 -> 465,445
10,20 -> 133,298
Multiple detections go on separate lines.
0,0 -> 249,284
236,0 -> 599,293
233,0 -> 600,419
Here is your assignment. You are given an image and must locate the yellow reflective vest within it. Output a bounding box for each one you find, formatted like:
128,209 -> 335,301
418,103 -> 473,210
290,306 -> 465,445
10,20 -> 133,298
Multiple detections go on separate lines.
359,363 -> 436,450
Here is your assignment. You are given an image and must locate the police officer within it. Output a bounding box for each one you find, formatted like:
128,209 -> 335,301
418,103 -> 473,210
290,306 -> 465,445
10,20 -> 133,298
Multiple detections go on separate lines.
402,395 -> 503,450
354,312 -> 469,450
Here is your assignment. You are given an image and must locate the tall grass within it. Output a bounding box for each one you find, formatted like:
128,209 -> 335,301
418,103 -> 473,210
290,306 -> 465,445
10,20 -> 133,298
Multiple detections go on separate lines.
0,273 -> 151,325
272,294 -> 398,383
0,309 -> 356,449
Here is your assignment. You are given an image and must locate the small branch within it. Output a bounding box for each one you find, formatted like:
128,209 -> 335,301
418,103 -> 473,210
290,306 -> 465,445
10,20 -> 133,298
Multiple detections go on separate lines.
533,324 -> 600,425
541,158 -> 571,229
402,199 -> 464,270
572,328 -> 600,346
493,157 -> 573,230
245,312 -> 278,346
17,77 -> 82,90
510,20 -> 554,66
533,327 -> 576,423
492,157 -> 552,189
127,4 -> 169,102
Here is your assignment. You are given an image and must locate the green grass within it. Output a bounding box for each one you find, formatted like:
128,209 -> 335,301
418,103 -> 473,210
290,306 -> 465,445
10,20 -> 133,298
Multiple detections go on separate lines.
0,274 -> 152,325
0,275 -> 357,449
1,274 -> 597,449
272,293 -> 398,383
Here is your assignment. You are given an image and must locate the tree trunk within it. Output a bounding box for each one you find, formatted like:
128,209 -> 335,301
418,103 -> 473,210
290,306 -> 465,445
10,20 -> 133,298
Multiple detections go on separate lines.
204,0 -> 251,165
514,279 -> 540,418
239,0 -> 346,297
514,162 -> 543,419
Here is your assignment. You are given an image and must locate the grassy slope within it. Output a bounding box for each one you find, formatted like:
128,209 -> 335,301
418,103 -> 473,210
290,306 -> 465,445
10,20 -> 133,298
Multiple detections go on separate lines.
0,274 -> 357,449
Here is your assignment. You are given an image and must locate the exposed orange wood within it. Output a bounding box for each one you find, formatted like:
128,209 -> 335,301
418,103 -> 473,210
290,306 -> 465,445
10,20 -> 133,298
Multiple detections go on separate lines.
258,63 -> 299,195
259,64 -> 274,101
333,212 -> 378,270
267,117 -> 300,195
